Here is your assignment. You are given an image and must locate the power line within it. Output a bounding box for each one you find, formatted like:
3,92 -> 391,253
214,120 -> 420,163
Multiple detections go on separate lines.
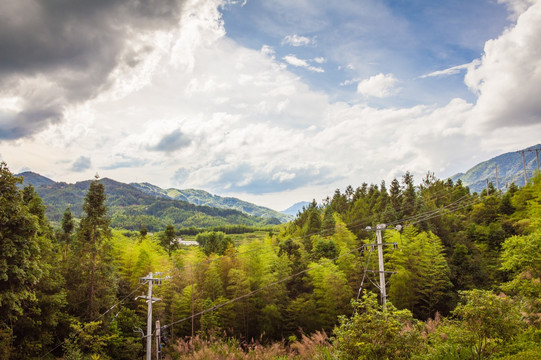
162,186 -> 476,284
160,244 -> 366,331
40,283 -> 145,359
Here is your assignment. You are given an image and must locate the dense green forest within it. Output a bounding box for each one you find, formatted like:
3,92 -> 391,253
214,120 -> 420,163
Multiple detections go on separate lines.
1,162 -> 541,359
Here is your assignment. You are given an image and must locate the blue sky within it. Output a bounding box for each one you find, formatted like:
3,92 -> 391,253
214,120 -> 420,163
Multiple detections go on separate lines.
1,0 -> 540,210
222,0 -> 508,106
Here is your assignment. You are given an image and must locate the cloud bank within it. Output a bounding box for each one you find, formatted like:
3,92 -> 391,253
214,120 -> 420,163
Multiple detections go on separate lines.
1,0 -> 540,210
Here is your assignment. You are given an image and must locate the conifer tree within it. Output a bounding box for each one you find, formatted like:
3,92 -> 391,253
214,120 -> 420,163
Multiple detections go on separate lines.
66,177 -> 116,321
0,163 -> 42,356
61,207 -> 75,243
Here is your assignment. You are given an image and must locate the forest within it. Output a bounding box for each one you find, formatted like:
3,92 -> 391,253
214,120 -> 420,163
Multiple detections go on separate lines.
1,161 -> 540,359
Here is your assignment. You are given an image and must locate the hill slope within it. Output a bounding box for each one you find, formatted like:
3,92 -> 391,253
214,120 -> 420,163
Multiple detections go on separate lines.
17,175 -> 280,231
450,144 -> 540,193
130,183 -> 292,222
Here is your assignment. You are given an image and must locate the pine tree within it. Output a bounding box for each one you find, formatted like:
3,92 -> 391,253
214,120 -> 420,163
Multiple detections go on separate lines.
160,224 -> 178,256
66,177 -> 116,321
61,207 -> 75,243
0,163 -> 42,356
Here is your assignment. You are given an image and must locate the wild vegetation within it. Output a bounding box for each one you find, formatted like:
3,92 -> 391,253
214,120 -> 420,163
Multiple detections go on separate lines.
1,162 -> 541,359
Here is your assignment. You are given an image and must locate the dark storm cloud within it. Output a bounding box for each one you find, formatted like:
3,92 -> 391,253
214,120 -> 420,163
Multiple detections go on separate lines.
0,0 -> 186,141
71,156 -> 92,172
148,129 -> 192,152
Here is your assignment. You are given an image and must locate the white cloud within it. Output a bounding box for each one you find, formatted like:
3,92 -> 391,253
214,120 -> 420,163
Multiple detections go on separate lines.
356,73 -> 400,98
2,0 -> 541,211
282,55 -> 324,72
420,60 -> 480,78
340,78 -> 360,86
498,0 -> 537,19
281,34 -> 316,47
261,45 -> 275,58
465,0 -> 541,130
283,55 -> 309,67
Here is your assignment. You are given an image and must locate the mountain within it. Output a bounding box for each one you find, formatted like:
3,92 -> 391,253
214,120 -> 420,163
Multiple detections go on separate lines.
18,171 -> 56,188
281,201 -> 311,216
16,173 -> 288,230
450,144 -> 540,193
130,184 -> 292,223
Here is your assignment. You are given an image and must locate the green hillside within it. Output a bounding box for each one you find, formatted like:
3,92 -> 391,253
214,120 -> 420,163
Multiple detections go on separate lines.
131,183 -> 292,222
450,144 -> 540,193
18,175 -> 278,231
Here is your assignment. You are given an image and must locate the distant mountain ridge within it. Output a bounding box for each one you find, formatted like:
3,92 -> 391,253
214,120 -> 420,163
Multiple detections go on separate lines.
130,183 -> 292,223
17,172 -> 292,225
450,144 -> 540,193
281,201 -> 311,216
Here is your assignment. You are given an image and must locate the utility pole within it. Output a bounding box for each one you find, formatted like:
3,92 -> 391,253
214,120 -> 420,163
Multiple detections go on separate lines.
362,224 -> 400,308
495,164 -> 499,192
517,148 -> 541,186
137,272 -> 166,360
155,320 -> 161,360
526,148 -> 540,172
375,224 -> 387,306
520,150 -> 527,186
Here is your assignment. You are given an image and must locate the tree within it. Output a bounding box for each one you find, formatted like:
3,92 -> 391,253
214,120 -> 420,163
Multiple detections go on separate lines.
139,225 -> 148,238
388,229 -> 452,319
196,231 -> 233,256
61,207 -> 75,240
160,224 -> 178,256
60,207 -> 75,259
66,177 -> 116,321
0,163 -> 43,355
11,185 -> 67,359
451,290 -> 523,359
402,171 -> 416,217
308,260 -> 351,331
333,292 -> 424,360
0,164 -> 70,358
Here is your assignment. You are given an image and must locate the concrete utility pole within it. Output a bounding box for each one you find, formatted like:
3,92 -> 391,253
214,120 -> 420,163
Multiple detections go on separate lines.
521,150 -> 528,186
155,320 -> 161,360
137,272 -> 166,360
375,224 -> 387,306
495,164 -> 499,192
526,148 -> 540,172
363,224 -> 400,308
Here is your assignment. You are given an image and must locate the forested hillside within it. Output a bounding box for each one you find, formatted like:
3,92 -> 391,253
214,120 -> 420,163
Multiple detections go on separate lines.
2,162 -> 541,359
131,182 -> 292,223
17,174 -> 280,231
451,144 -> 540,193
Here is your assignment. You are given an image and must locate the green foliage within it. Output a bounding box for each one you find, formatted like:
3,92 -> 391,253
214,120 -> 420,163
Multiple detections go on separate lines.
308,260 -> 352,331
196,231 -> 234,256
451,290 -> 523,359
160,224 -> 179,256
333,292 -> 424,360
4,163 -> 541,359
65,178 -> 117,321
388,229 -> 452,319
0,164 -> 42,322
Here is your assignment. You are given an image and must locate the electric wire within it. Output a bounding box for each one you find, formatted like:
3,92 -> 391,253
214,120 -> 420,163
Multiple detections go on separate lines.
40,283 -> 145,359
160,244 -> 365,330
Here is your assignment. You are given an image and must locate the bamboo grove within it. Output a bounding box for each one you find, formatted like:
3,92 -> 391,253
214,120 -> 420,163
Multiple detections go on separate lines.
1,162 -> 540,359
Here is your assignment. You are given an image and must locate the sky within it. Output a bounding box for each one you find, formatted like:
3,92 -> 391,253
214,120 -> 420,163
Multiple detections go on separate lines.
1,0 -> 540,211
